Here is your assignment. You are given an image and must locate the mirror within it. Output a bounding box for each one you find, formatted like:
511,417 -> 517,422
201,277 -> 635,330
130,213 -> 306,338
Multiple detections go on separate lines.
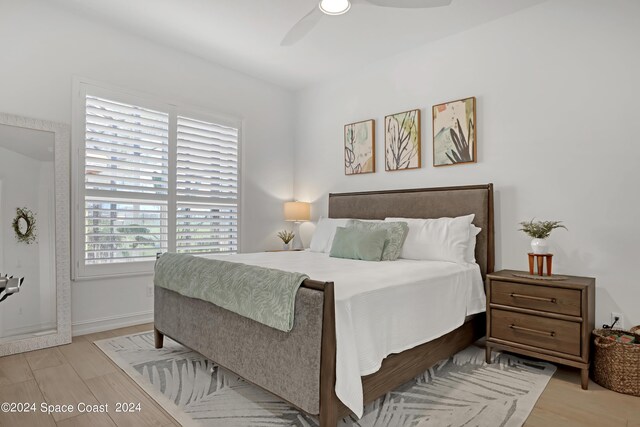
0,113 -> 71,355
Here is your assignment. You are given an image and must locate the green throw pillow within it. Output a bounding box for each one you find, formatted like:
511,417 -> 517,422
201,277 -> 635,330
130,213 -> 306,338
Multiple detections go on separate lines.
350,220 -> 409,261
329,227 -> 387,261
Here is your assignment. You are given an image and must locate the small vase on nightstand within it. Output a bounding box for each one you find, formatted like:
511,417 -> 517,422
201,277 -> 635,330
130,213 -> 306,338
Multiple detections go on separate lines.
520,219 -> 566,255
282,243 -> 290,251
530,238 -> 548,254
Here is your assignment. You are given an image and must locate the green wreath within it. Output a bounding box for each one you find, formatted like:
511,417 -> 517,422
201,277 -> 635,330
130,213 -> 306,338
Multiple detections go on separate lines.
12,207 -> 37,244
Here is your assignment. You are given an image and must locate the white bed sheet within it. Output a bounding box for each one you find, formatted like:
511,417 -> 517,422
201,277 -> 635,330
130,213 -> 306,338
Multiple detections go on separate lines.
208,250 -> 485,418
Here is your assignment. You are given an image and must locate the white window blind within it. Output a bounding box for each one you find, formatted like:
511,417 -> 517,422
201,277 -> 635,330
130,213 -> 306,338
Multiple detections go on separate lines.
79,91 -> 240,274
84,96 -> 169,265
176,117 -> 238,254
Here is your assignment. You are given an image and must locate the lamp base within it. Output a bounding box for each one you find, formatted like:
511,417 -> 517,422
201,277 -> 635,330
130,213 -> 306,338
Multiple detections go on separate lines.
291,222 -> 304,250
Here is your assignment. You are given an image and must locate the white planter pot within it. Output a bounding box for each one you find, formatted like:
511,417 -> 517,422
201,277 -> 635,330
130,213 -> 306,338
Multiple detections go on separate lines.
282,243 -> 290,251
530,238 -> 549,254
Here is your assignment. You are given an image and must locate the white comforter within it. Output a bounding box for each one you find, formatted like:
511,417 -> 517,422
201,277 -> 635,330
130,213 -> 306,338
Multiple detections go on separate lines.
209,250 -> 485,418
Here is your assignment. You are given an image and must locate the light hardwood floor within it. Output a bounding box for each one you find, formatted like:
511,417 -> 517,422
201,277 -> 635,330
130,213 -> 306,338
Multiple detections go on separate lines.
0,323 -> 638,427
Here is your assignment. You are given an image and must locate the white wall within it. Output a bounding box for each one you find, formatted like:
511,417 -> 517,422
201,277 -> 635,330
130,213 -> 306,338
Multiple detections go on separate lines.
0,0 -> 295,334
294,0 -> 640,328
2,0 -> 638,335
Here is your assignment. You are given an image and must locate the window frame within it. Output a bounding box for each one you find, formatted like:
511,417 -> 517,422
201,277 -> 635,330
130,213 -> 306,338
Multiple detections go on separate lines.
72,78 -> 243,280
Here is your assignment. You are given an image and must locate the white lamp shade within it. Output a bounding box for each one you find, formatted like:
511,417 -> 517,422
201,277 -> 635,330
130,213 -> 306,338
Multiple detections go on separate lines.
284,201 -> 310,222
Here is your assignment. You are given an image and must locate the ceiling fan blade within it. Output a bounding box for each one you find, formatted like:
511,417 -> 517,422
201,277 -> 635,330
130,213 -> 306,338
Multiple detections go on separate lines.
363,0 -> 452,8
281,6 -> 324,46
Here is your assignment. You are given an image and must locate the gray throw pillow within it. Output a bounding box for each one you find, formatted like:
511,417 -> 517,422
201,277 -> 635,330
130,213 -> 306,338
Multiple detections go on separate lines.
329,227 -> 387,261
350,220 -> 409,261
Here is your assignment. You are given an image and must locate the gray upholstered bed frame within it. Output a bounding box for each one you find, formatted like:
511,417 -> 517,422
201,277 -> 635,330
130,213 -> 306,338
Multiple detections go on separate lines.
154,183 -> 494,426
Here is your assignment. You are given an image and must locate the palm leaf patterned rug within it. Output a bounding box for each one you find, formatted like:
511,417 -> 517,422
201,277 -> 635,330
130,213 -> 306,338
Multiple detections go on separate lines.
95,332 -> 555,427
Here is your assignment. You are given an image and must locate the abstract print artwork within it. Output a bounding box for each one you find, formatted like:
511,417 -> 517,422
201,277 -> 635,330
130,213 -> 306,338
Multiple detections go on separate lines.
344,119 -> 375,175
385,109 -> 421,171
433,97 -> 477,166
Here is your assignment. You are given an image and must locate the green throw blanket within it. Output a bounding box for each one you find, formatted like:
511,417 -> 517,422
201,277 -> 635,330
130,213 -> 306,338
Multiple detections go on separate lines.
154,253 -> 309,332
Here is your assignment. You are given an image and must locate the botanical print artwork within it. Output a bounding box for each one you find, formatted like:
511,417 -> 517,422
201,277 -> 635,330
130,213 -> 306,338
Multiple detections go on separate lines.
344,119 -> 375,175
385,109 -> 421,171
433,97 -> 476,166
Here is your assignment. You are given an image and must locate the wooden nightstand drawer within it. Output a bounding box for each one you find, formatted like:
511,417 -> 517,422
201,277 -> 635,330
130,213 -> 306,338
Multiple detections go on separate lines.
491,309 -> 581,356
491,280 -> 581,317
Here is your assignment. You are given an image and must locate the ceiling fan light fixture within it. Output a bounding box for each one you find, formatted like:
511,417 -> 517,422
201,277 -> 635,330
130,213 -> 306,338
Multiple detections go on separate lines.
319,0 -> 351,15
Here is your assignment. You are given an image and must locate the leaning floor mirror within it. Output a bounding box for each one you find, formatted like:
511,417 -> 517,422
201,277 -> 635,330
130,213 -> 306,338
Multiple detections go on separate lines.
0,112 -> 71,356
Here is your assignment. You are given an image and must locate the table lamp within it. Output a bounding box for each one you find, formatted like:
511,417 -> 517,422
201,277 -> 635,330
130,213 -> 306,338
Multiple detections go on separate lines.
284,201 -> 310,250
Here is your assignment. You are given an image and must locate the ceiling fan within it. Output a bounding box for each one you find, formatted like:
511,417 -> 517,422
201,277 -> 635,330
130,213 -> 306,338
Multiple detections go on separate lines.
281,0 -> 453,46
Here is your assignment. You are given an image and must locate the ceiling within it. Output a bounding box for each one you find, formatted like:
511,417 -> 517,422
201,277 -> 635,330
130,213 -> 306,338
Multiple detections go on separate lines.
49,0 -> 547,89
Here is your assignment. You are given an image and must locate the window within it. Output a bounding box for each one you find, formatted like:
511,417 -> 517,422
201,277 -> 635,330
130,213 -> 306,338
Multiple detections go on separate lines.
84,96 -> 170,265
176,117 -> 238,254
73,82 -> 240,278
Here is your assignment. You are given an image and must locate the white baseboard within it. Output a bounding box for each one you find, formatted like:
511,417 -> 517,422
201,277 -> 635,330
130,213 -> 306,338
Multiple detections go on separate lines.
1,321 -> 58,338
72,310 -> 153,336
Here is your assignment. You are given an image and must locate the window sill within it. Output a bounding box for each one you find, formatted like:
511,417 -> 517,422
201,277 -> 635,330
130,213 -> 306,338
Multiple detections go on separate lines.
73,270 -> 155,282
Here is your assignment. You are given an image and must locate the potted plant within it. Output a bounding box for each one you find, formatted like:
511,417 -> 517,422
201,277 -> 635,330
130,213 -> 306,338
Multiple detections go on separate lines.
519,219 -> 567,254
277,230 -> 295,250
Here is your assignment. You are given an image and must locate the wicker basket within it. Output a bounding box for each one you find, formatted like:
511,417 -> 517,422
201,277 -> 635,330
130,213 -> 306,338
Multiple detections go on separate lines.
592,326 -> 640,396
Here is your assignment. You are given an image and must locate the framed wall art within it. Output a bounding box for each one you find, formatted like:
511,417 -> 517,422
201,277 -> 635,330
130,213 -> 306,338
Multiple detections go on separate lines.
344,119 -> 375,175
432,97 -> 476,166
384,109 -> 421,171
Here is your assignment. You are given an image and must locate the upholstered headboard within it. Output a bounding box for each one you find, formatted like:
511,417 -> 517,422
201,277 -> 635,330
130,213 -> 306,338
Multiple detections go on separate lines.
328,184 -> 495,278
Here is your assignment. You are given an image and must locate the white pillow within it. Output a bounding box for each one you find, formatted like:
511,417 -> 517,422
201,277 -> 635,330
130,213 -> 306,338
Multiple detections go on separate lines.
383,217 -> 423,259
465,225 -> 481,263
385,214 -> 475,263
309,218 -> 353,253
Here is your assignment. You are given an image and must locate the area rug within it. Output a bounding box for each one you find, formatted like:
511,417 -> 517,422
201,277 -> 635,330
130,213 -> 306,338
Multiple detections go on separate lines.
95,332 -> 556,427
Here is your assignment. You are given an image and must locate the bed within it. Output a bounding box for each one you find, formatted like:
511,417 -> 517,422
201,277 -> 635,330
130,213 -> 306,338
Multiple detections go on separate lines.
154,183 -> 495,426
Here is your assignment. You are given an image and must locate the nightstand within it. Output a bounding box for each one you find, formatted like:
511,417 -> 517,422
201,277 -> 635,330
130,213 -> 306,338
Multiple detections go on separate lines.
485,269 -> 595,389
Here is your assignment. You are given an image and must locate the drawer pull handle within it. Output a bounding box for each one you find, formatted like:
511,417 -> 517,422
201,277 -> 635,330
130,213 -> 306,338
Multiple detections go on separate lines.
510,293 -> 557,304
510,324 -> 556,337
